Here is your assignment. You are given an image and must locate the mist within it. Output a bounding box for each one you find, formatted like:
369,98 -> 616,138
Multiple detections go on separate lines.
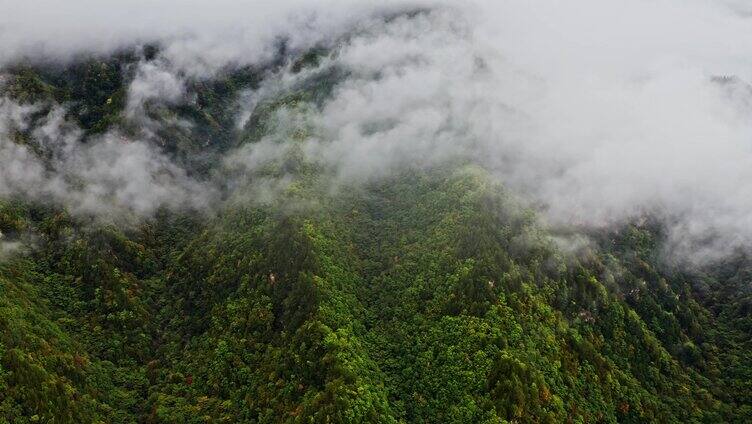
0,96 -> 214,219
3,0 -> 752,262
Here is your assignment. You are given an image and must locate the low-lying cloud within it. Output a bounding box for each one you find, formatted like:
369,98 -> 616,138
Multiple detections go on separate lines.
0,96 -> 214,219
3,0 -> 752,262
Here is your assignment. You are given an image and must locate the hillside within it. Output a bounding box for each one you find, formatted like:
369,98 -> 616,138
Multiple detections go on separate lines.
0,46 -> 751,423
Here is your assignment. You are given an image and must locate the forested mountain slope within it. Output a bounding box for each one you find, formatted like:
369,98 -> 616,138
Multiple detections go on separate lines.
0,38 -> 751,424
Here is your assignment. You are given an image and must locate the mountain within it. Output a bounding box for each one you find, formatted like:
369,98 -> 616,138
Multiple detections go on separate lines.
1,10 -> 752,424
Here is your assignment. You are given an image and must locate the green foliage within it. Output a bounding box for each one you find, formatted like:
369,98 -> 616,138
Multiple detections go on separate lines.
0,53 -> 751,423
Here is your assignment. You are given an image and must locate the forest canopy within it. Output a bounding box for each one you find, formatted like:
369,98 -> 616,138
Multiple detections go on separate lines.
1,1 -> 752,423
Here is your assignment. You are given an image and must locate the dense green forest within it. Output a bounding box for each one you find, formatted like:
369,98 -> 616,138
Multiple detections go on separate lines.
1,46 -> 751,424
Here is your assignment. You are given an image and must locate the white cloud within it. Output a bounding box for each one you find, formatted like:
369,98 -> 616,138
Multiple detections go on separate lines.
126,61 -> 186,119
4,0 -> 752,261
0,97 -> 214,220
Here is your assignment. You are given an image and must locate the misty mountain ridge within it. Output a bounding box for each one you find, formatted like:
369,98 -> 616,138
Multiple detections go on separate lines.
1,2 -> 752,423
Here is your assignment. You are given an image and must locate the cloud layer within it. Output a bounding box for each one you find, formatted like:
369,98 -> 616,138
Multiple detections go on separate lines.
0,97 -> 213,219
3,0 -> 752,262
